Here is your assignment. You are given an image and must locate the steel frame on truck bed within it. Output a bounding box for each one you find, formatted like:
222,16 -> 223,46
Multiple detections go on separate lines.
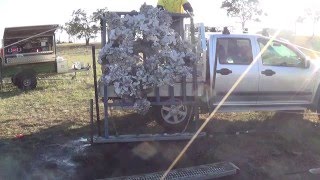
89,10 -> 239,180
91,11 -> 206,144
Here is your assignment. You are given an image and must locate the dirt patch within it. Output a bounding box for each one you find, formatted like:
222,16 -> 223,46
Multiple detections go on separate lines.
1,112 -> 320,180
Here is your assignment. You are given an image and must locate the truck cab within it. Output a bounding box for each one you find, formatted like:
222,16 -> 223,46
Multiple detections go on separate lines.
208,33 -> 318,112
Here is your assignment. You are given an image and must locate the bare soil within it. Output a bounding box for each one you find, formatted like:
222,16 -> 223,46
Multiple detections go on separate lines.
1,111 -> 320,180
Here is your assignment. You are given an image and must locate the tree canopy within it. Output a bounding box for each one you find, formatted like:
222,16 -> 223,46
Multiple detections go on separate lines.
295,8 -> 320,36
221,0 -> 263,30
65,8 -> 107,45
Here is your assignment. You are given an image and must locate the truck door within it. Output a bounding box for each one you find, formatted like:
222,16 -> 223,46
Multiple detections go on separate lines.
212,37 -> 259,105
257,38 -> 315,104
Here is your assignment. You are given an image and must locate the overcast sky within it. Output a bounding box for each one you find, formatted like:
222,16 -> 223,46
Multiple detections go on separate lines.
0,0 -> 319,42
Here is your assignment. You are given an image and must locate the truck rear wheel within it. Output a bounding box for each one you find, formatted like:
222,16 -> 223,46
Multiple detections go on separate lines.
153,98 -> 194,131
17,73 -> 37,90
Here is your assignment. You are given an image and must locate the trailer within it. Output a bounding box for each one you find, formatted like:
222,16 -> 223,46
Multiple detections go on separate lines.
0,24 -> 90,90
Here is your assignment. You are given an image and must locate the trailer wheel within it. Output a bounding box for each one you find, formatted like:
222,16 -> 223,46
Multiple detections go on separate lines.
153,98 -> 194,131
11,76 -> 18,86
17,73 -> 37,90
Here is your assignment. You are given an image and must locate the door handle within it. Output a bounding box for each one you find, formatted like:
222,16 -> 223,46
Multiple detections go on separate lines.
216,68 -> 232,75
261,69 -> 276,76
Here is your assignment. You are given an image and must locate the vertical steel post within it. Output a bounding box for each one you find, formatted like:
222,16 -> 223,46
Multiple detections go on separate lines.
155,87 -> 160,103
190,15 -> 199,130
101,15 -> 107,47
101,15 -> 109,138
53,34 -> 57,56
92,46 -> 101,136
103,83 -> 109,138
182,76 -> 187,102
0,58 -> 3,90
193,65 -> 199,130
169,86 -> 174,102
89,99 -> 94,144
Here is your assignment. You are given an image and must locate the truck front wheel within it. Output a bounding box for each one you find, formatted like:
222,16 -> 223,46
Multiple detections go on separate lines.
17,73 -> 37,90
153,99 -> 194,131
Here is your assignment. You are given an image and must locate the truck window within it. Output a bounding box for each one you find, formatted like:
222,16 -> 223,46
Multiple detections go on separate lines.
258,38 -> 303,67
216,38 -> 253,65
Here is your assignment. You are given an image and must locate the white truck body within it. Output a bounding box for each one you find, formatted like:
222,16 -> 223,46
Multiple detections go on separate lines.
101,33 -> 320,112
98,11 -> 320,130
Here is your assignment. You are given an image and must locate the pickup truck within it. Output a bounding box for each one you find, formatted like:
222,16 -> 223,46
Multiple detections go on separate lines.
100,32 -> 320,130
98,10 -> 320,130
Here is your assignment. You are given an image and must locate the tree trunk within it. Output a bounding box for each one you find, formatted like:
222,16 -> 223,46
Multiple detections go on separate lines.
241,21 -> 245,31
85,38 -> 90,46
312,21 -> 315,37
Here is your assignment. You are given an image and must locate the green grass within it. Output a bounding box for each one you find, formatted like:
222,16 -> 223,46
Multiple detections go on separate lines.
0,44 -> 101,139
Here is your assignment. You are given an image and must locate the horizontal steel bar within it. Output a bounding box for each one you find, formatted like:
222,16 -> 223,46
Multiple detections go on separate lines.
93,132 -> 206,143
107,101 -> 196,107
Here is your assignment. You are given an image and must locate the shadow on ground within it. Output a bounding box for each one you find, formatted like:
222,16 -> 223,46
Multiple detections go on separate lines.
0,84 -> 47,99
1,112 -> 320,180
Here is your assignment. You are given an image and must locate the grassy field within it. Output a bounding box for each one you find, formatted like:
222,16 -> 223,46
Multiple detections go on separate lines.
0,44 -> 103,179
0,44 -> 99,139
1,42 -> 320,179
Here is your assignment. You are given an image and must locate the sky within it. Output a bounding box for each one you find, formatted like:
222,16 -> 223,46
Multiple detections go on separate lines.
0,0 -> 319,42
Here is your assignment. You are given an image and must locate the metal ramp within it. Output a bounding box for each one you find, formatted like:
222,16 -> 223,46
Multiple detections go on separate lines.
103,162 -> 239,180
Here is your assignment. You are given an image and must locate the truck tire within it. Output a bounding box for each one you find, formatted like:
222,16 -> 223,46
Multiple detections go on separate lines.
17,73 -> 37,90
152,98 -> 194,131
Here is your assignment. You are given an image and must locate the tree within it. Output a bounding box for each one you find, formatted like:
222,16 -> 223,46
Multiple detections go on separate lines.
56,25 -> 64,44
295,8 -> 320,36
65,8 -> 107,45
221,0 -> 263,30
305,8 -> 320,36
295,16 -> 305,35
92,8 -> 108,22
